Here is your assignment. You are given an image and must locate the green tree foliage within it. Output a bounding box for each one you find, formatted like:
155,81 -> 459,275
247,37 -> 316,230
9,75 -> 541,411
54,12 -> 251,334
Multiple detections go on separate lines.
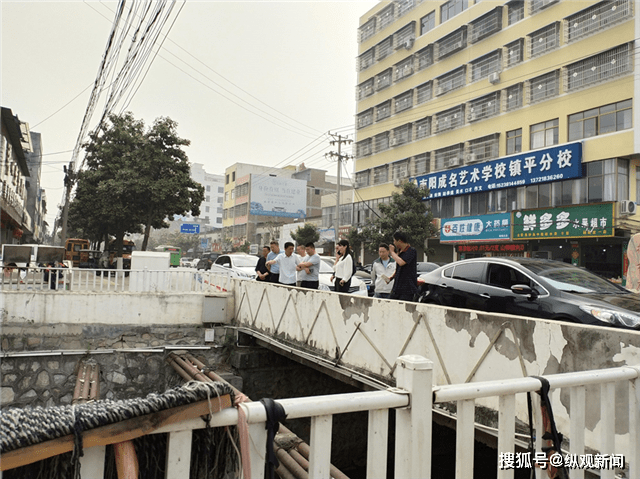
290,223 -> 320,246
351,182 -> 436,254
69,113 -> 204,258
147,230 -> 201,255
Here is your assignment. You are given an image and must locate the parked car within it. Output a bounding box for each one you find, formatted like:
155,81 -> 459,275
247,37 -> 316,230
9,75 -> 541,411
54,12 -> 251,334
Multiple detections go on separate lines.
180,257 -> 193,268
213,254 -> 259,279
416,257 -> 640,330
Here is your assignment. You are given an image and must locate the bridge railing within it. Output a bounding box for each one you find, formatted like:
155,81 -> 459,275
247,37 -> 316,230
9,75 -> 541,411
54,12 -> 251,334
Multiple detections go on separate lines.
0,266 -> 235,293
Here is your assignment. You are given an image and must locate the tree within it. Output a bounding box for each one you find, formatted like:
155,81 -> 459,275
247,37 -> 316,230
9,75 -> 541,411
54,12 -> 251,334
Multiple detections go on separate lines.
351,182 -> 436,254
290,223 -> 320,245
69,112 -> 204,259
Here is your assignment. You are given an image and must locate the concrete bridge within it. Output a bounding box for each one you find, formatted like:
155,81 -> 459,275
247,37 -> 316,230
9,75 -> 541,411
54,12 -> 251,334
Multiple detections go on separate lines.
3,267 -> 640,478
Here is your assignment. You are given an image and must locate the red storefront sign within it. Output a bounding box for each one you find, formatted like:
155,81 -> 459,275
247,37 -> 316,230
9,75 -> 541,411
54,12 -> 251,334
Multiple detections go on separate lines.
457,243 -> 526,253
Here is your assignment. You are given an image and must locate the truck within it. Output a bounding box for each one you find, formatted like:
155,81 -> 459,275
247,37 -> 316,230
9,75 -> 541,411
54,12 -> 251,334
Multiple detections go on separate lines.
104,239 -> 136,270
64,238 -> 90,267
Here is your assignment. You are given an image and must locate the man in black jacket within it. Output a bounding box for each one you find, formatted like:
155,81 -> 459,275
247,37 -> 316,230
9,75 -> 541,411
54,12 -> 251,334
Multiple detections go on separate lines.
255,245 -> 270,281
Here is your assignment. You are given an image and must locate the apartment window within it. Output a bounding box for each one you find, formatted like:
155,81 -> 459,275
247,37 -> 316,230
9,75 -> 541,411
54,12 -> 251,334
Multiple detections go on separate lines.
505,83 -> 523,111
377,37 -> 392,60
395,57 -> 414,81
225,174 -> 229,184
566,44 -> 631,92
206,195 -> 210,202
584,159 -> 629,203
356,170 -> 370,188
507,1 -> 524,25
397,0 -> 416,18
470,50 -> 501,82
530,119 -> 558,149
568,100 -> 632,141
420,11 -> 435,35
505,39 -> 524,68
467,92 -> 500,122
357,109 -> 374,129
359,48 -> 374,71
356,139 -> 372,158
224,191 -> 229,201
206,185 -> 211,192
232,172 -> 235,181
376,69 -> 392,91
435,144 -> 464,170
375,132 -> 390,152
392,159 -> 410,179
217,207 -> 223,213
416,82 -> 432,104
437,28 -> 467,60
373,165 -> 389,184
357,79 -> 374,100
469,7 -> 502,43
566,0 -> 631,42
379,4 -> 395,30
435,106 -> 465,133
636,166 -> 640,203
530,23 -> 559,57
376,100 -> 391,121
529,70 -> 559,104
506,128 -> 522,154
394,91 -> 413,113
359,18 -> 376,43
468,135 -> 499,163
417,46 -> 434,71
376,101 -> 391,121
441,0 -> 468,23
415,117 -> 431,139
394,22 -> 416,48
218,187 -> 224,193
436,66 -> 466,96
412,153 -> 430,176
393,124 -> 412,145
205,206 -> 210,213
217,197 -> 223,204
530,0 -> 559,15
216,218 -> 222,224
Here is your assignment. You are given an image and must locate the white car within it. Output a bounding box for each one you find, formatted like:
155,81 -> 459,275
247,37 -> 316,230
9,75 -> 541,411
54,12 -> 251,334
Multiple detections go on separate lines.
212,254 -> 259,279
317,259 -> 367,296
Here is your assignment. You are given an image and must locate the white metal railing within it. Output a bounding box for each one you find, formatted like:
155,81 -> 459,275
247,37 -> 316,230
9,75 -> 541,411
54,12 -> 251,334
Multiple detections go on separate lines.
0,266 -> 234,293
69,358 -> 640,478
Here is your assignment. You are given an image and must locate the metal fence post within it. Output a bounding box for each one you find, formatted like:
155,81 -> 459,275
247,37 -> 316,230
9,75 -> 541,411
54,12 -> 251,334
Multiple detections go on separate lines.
394,355 -> 433,479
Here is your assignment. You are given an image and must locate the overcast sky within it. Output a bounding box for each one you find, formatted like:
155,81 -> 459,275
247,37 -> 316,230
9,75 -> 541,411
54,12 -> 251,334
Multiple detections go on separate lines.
1,0 -> 377,228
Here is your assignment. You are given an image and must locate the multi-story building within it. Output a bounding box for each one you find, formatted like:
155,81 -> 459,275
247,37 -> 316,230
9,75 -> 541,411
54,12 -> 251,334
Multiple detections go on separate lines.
190,163 -> 224,229
25,132 -> 47,243
355,0 -> 639,279
222,163 -> 338,247
1,107 -> 33,246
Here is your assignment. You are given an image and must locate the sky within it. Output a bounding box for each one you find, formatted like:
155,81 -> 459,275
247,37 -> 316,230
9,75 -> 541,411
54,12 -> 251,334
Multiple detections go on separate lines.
1,0 -> 378,229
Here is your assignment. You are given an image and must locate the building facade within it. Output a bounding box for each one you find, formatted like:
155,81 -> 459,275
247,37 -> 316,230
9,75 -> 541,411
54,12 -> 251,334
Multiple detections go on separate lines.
355,0 -> 640,279
222,163 -> 338,248
1,107 -> 33,246
25,132 -> 47,244
190,163 -> 224,229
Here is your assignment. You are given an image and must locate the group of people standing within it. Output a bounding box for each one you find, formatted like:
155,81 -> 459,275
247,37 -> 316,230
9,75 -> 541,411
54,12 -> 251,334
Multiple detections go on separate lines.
254,230 -> 418,301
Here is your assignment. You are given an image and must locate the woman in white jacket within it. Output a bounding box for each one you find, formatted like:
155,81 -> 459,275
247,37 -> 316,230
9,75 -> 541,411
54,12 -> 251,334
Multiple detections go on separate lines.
331,239 -> 354,293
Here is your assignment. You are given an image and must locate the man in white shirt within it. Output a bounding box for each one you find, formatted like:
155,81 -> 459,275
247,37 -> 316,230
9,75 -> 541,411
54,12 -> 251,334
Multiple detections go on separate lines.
266,242 -> 300,286
296,242 -> 321,289
371,243 -> 396,299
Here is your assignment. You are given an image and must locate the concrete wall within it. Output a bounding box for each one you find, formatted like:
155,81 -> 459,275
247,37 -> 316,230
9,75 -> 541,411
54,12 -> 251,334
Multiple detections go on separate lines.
233,279 -> 640,460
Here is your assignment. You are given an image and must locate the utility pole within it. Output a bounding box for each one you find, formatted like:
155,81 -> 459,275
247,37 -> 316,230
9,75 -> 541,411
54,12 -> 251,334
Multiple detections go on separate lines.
325,132 -> 352,247
59,161 -> 75,246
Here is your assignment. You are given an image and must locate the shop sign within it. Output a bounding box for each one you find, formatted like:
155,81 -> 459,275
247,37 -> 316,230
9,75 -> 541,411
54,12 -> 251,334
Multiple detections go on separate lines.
441,212 -> 511,243
512,203 -> 615,239
414,142 -> 582,200
457,243 -> 526,253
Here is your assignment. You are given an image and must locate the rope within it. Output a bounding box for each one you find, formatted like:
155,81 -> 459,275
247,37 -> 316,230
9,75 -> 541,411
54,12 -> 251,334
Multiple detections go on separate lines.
0,380 -> 233,453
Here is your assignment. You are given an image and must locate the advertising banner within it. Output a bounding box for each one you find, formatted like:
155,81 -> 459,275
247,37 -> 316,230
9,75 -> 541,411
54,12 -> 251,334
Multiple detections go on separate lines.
512,202 -> 615,240
441,213 -> 511,243
250,175 -> 307,218
414,142 -> 582,200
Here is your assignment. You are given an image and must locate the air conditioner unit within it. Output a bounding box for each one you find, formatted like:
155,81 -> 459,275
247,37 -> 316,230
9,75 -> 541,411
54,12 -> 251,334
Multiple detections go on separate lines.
467,112 -> 476,121
404,38 -> 415,49
389,138 -> 398,146
620,200 -> 637,215
488,72 -> 501,84
394,178 -> 403,187
466,152 -> 477,163
449,157 -> 460,167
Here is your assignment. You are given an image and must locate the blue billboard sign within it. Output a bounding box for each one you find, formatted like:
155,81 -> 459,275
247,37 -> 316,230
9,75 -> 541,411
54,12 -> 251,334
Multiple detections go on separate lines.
180,223 -> 201,234
414,142 -> 582,200
441,213 -> 511,243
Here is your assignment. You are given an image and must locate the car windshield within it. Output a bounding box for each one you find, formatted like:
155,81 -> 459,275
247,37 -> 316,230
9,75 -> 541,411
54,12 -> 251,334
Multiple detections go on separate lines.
231,256 -> 258,267
532,265 -> 626,294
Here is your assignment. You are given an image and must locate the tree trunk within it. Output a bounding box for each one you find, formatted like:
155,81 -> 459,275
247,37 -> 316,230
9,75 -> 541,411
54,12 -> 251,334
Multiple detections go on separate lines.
141,221 -> 152,251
